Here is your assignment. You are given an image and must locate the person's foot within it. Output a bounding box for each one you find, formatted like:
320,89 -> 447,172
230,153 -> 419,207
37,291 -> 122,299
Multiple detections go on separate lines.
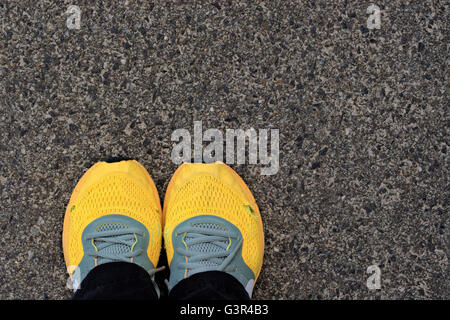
163,162 -> 264,297
62,160 -> 162,294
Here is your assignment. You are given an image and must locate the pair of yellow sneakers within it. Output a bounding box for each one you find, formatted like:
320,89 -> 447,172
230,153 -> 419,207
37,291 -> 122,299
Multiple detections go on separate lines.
63,160 -> 264,297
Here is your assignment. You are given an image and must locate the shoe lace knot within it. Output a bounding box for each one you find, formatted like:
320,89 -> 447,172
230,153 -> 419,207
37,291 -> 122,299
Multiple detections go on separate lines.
85,223 -> 144,265
175,223 -> 242,276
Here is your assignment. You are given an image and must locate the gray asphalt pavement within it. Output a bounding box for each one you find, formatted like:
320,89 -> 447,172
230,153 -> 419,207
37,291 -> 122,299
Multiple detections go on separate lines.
0,0 -> 448,299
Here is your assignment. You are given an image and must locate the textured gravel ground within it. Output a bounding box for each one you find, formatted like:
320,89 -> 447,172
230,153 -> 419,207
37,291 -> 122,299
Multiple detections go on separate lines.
0,0 -> 448,299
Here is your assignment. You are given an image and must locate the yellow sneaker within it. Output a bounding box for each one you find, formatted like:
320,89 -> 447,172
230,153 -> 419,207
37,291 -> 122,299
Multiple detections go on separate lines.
163,162 -> 264,297
62,160 -> 162,293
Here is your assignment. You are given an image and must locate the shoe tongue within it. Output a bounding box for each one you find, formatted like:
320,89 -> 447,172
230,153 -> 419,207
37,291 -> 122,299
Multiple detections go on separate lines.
186,223 -> 229,269
94,223 -> 132,264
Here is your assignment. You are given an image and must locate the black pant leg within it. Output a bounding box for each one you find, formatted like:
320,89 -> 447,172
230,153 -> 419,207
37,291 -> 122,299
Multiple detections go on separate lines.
169,271 -> 251,300
73,262 -> 158,300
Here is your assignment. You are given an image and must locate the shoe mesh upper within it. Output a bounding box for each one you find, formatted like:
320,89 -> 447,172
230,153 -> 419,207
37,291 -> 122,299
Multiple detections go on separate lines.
67,173 -> 161,268
164,173 -> 263,278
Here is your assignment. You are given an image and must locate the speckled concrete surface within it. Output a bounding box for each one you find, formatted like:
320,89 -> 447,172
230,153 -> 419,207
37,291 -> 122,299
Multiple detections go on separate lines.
0,0 -> 448,299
